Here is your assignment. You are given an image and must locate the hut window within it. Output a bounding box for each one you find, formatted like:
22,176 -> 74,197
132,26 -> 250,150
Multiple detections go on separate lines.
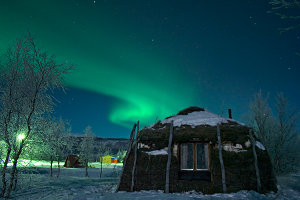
181,143 -> 209,170
181,143 -> 194,170
196,143 -> 209,169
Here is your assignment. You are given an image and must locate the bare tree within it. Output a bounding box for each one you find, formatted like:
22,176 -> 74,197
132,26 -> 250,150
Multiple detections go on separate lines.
98,142 -> 111,178
273,93 -> 299,173
116,149 -> 126,164
0,140 -> 6,169
52,118 -> 72,178
0,33 -> 72,198
268,0 -> 300,34
249,90 -> 275,148
40,118 -> 72,177
80,126 -> 95,177
248,91 -> 300,174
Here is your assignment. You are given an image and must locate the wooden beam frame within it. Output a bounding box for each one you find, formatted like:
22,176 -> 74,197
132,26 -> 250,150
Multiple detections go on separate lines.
131,121 -> 139,192
249,129 -> 261,193
165,121 -> 173,193
116,123 -> 137,192
217,124 -> 227,193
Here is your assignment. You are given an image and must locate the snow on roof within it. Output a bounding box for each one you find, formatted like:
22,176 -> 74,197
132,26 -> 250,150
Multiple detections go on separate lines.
161,110 -> 244,127
255,141 -> 266,150
71,133 -> 85,137
145,149 -> 168,155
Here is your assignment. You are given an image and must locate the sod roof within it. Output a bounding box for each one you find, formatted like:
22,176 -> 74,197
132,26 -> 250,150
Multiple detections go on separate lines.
160,106 -> 244,128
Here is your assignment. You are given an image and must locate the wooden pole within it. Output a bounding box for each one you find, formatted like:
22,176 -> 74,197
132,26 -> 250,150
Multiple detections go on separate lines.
131,121 -> 139,192
249,129 -> 261,193
165,121 -> 174,193
228,109 -> 232,119
217,124 -> 227,193
116,123 -> 137,192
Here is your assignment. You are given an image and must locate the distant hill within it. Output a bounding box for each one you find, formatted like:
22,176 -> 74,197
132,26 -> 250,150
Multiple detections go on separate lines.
70,135 -> 129,158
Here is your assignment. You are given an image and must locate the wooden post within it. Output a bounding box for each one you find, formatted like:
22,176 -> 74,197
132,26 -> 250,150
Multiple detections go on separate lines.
116,123 -> 137,192
217,124 -> 227,193
228,109 -> 232,119
165,120 -> 173,193
131,121 -> 139,192
249,129 -> 261,193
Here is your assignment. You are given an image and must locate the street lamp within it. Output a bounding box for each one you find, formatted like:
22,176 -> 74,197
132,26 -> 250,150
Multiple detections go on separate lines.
17,133 -> 25,141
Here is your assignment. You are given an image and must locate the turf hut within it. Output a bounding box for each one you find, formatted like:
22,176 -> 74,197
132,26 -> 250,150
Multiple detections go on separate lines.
118,106 -> 277,194
64,155 -> 83,168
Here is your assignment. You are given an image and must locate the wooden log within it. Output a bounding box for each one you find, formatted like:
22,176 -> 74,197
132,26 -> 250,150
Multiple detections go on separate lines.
217,124 -> 227,193
131,121 -> 139,192
116,123 -> 137,192
165,121 -> 174,193
249,129 -> 261,193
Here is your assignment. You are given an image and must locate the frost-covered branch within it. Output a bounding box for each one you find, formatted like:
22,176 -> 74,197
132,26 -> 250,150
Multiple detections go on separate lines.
268,0 -> 300,33
0,33 -> 72,198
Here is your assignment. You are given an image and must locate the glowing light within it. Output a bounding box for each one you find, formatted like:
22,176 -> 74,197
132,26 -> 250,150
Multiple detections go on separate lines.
17,133 -> 25,141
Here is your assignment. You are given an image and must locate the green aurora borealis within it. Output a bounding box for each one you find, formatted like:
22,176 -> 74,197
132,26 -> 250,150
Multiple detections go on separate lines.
0,0 -> 198,128
64,47 -> 197,127
1,0 -> 299,137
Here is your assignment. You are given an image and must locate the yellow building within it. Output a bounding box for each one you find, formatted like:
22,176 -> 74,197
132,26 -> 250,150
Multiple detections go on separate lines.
100,155 -> 117,163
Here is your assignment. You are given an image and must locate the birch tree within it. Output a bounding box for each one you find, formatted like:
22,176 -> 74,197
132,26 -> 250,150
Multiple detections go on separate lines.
268,0 -> 300,34
40,118 -> 72,177
248,91 -> 300,174
273,93 -> 299,173
98,142 -> 111,178
116,149 -> 126,164
268,0 -> 300,57
80,126 -> 95,177
0,33 -> 72,198
249,90 -> 276,148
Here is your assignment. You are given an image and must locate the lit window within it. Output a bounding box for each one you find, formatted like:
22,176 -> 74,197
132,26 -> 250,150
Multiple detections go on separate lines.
181,143 -> 209,170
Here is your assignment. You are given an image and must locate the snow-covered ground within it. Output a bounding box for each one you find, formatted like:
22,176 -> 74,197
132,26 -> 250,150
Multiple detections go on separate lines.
3,161 -> 300,200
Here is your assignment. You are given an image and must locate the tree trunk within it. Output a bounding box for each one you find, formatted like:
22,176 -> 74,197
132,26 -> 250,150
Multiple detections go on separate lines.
1,110 -> 13,198
57,159 -> 60,178
165,121 -> 173,193
274,137 -> 285,174
5,142 -> 24,198
85,160 -> 88,177
217,124 -> 227,193
13,169 -> 19,191
50,159 -> 53,177
249,129 -> 261,193
13,168 -> 18,191
131,121 -> 139,192
116,123 -> 137,192
100,158 -> 103,178
1,146 -> 11,197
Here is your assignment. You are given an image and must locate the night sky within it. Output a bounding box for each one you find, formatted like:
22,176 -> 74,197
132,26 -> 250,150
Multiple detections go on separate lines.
1,0 -> 299,138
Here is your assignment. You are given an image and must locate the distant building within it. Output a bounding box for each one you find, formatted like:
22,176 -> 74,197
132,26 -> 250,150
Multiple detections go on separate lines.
64,155 -> 83,168
100,155 -> 118,163
69,135 -> 129,161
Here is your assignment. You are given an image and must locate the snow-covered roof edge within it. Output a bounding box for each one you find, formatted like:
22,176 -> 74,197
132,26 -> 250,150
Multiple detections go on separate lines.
146,109 -> 245,129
